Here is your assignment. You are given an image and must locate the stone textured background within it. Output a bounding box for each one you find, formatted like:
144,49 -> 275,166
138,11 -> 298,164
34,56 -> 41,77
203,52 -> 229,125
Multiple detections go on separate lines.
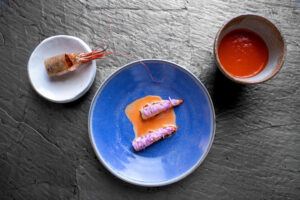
0,0 -> 300,199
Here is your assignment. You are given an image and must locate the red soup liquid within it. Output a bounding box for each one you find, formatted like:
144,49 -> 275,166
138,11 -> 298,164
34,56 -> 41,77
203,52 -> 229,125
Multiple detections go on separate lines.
218,29 -> 269,78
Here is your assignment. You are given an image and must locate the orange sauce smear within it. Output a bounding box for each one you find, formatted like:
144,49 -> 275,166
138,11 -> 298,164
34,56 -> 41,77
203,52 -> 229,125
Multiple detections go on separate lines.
125,95 -> 176,138
218,29 -> 269,78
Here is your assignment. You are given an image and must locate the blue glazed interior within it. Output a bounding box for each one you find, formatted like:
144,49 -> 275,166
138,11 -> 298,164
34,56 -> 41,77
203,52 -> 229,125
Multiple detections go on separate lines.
90,60 -> 215,185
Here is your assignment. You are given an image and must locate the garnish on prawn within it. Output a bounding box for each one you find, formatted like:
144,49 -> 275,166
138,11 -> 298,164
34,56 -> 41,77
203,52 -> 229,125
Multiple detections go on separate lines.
132,126 -> 179,151
44,49 -> 115,77
140,98 -> 183,120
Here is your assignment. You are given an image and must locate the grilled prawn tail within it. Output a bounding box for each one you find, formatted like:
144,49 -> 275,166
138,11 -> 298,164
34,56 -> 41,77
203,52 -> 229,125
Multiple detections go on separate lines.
140,98 -> 183,120
132,126 -> 179,151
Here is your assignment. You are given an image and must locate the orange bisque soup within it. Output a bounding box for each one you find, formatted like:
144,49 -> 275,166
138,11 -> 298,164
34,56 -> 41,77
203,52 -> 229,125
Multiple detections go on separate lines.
218,29 -> 269,78
125,95 -> 176,137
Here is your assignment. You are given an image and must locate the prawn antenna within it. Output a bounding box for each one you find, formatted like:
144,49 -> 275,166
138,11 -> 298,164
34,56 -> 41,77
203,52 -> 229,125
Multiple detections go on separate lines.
121,53 -> 166,83
103,51 -> 166,83
93,12 -> 112,52
88,13 -> 165,83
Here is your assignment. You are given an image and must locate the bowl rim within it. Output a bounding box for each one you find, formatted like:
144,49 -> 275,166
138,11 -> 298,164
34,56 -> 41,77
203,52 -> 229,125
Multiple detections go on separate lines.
214,13 -> 286,85
88,59 -> 216,187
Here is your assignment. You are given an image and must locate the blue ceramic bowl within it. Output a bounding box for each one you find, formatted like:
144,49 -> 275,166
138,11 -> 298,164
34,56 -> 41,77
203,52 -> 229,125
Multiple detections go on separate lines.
88,59 -> 216,186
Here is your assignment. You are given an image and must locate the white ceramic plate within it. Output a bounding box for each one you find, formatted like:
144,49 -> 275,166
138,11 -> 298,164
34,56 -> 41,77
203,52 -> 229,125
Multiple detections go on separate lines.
28,35 -> 96,103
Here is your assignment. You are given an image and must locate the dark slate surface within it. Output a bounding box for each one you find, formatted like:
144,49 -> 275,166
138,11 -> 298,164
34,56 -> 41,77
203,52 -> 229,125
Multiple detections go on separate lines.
1,0 -> 300,199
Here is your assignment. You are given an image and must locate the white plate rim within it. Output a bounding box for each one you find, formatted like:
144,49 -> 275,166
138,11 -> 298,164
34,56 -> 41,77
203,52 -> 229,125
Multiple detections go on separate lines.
27,35 -> 96,103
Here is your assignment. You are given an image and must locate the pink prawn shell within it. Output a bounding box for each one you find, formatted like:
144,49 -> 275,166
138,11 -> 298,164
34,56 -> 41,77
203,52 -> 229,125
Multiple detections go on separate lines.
140,99 -> 183,120
132,126 -> 178,151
